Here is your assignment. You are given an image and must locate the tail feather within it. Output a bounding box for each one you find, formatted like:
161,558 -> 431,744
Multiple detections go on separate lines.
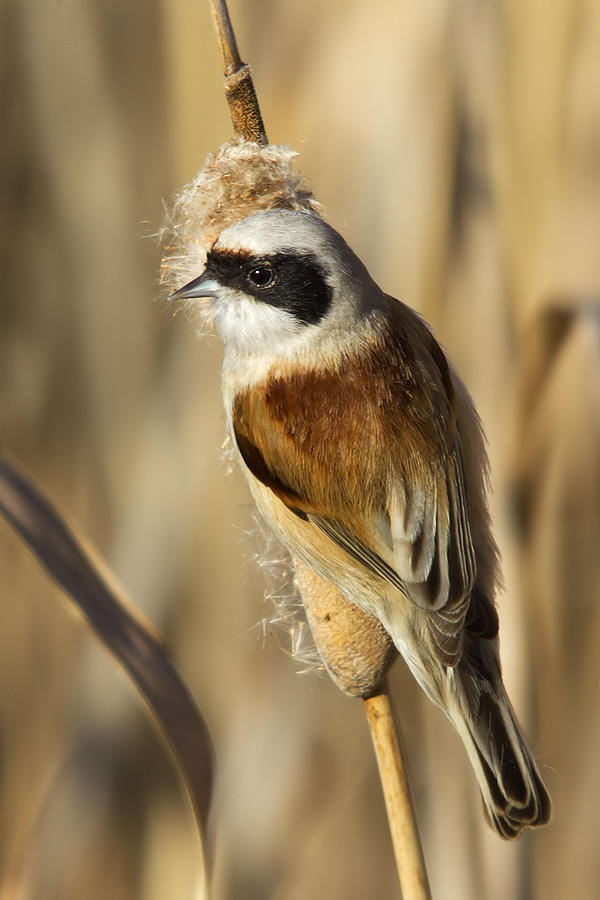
450,663 -> 552,840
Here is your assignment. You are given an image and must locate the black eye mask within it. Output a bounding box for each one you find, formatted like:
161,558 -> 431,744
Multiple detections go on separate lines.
204,248 -> 333,326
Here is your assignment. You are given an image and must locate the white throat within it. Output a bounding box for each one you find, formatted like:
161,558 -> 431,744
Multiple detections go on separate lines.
212,290 -> 309,356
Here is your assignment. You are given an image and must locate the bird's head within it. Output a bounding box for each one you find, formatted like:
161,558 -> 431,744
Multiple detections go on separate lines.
172,209 -> 380,358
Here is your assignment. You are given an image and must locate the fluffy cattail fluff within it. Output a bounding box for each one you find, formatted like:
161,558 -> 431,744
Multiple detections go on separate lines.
248,517 -> 322,673
161,139 -> 322,311
219,431 -> 321,671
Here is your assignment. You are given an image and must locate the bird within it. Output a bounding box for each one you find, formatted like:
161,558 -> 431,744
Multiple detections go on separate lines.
172,207 -> 551,839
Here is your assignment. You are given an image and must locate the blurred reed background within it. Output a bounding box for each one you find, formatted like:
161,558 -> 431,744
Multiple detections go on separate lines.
1,0 -> 600,898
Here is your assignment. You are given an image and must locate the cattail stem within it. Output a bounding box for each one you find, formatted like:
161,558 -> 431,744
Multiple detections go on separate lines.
209,0 -> 242,75
208,0 -> 268,143
364,682 -> 432,900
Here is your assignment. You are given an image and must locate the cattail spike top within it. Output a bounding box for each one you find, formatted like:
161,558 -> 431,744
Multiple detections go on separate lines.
209,0 -> 268,143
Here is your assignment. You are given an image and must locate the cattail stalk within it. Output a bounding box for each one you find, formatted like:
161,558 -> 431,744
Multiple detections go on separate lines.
295,559 -> 431,896
364,684 -> 432,900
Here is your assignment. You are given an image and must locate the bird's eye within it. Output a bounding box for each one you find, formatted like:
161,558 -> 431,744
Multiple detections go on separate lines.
247,264 -> 274,288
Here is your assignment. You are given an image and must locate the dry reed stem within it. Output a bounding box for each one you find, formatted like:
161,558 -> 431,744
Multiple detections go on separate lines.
364,682 -> 432,900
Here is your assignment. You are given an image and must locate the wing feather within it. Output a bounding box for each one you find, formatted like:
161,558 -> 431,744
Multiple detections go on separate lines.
387,437 -> 475,614
308,514 -> 406,594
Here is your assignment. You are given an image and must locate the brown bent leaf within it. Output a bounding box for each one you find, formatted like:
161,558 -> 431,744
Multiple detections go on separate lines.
0,453 -> 215,877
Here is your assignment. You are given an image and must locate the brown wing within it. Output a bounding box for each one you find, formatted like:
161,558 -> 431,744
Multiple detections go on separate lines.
234,422 -> 406,590
235,405 -> 480,667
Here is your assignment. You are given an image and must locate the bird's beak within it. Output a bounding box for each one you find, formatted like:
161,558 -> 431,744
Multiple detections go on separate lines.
170,273 -> 220,300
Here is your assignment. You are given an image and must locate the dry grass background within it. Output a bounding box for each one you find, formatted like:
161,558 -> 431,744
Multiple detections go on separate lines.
1,0 -> 600,898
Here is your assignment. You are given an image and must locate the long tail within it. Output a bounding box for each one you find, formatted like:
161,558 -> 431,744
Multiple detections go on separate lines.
447,642 -> 552,840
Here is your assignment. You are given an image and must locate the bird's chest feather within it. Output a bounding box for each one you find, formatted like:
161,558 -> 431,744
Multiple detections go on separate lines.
229,351 -> 444,523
